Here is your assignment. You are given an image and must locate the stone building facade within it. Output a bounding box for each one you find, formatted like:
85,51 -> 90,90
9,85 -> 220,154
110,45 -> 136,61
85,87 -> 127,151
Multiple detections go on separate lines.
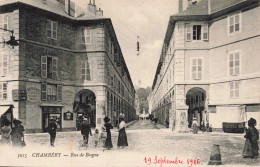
0,0 -> 135,132
149,0 -> 260,132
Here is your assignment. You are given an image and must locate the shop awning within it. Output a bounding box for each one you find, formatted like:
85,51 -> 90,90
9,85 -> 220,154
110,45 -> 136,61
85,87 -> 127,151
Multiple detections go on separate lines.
40,103 -> 64,107
0,106 -> 12,116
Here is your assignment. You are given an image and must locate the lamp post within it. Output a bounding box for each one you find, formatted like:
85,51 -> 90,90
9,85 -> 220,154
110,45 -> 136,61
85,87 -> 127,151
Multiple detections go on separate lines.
0,28 -> 19,49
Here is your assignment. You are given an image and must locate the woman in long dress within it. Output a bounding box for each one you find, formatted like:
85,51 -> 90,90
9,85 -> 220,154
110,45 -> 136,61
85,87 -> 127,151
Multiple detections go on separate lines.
0,119 -> 12,145
117,114 -> 128,148
11,119 -> 25,147
243,118 -> 259,158
104,117 -> 113,149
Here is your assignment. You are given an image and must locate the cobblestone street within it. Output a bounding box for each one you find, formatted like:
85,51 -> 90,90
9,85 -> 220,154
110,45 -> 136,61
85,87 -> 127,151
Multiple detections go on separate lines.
0,120 -> 259,167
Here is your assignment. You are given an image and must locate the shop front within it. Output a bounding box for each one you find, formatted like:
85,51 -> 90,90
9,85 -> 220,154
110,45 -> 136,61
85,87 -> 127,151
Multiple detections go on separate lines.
42,106 -> 62,132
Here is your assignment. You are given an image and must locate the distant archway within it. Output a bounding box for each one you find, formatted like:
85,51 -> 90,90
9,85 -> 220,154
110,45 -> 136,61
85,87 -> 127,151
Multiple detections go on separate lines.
186,87 -> 206,128
74,89 -> 96,128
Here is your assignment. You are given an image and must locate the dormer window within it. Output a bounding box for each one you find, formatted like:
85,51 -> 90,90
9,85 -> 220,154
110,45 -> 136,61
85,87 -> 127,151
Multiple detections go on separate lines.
186,23 -> 208,42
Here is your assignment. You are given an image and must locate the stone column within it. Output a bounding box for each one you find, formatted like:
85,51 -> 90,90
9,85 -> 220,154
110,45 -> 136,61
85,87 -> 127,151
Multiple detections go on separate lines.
174,105 -> 189,133
95,87 -> 106,129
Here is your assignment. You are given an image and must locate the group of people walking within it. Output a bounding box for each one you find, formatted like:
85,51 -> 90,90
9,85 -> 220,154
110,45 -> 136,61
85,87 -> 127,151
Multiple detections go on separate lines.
0,119 -> 25,147
80,113 -> 128,150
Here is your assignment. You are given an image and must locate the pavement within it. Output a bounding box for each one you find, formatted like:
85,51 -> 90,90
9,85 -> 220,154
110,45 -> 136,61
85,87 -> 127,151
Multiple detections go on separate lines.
0,120 -> 259,167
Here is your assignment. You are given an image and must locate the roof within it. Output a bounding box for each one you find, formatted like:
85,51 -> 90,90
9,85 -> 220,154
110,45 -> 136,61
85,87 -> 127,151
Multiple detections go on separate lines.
0,0 -> 104,20
152,0 -> 260,90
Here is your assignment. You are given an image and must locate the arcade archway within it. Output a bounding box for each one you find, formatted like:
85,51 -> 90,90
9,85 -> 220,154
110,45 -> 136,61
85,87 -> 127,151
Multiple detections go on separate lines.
74,89 -> 96,129
186,87 -> 206,128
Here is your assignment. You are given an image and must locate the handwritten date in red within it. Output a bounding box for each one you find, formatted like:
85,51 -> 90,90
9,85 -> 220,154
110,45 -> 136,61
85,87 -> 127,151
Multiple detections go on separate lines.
144,156 -> 200,167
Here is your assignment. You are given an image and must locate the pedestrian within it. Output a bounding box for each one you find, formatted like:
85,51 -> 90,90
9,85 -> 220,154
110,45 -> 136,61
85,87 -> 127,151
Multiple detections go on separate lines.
94,129 -> 99,147
117,113 -> 128,148
103,117 -> 113,150
0,119 -> 12,146
81,117 -> 92,146
11,119 -> 25,148
100,126 -> 107,147
192,117 -> 198,134
47,118 -> 57,147
243,118 -> 259,158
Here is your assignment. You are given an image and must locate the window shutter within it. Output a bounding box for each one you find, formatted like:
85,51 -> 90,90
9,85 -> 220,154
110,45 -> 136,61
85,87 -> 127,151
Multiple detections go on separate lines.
53,21 -> 57,39
52,57 -> 57,78
3,54 -> 8,77
41,83 -> 47,100
0,54 -> 2,76
41,56 -> 47,78
3,15 -> 8,30
81,29 -> 85,43
0,15 -> 3,28
235,52 -> 240,75
57,85 -> 62,102
186,23 -> 191,41
0,83 -> 2,99
202,23 -> 208,40
46,20 -> 52,38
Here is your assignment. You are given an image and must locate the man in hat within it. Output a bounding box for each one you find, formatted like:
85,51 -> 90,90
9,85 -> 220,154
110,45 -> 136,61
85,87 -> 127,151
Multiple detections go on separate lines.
47,118 -> 57,147
11,119 -> 25,147
81,117 -> 92,145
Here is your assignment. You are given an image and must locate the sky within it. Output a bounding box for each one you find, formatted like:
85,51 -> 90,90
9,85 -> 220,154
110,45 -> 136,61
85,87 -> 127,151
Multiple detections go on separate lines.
75,0 -> 179,88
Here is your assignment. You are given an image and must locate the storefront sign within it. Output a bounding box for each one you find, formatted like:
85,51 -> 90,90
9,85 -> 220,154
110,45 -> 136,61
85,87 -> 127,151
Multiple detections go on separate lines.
64,111 -> 73,120
12,89 -> 27,101
27,87 -> 41,102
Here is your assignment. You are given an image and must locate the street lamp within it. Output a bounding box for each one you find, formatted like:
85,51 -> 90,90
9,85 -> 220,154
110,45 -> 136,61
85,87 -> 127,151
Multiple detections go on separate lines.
0,28 -> 19,49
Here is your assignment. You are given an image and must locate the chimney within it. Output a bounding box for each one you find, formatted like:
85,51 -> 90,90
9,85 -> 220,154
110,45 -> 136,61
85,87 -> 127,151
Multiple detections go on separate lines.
208,0 -> 211,14
65,0 -> 71,15
96,8 -> 103,17
179,0 -> 189,12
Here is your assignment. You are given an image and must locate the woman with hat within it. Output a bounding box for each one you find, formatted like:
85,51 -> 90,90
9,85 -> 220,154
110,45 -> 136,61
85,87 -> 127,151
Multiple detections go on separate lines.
11,119 -> 25,147
103,117 -> 113,150
0,119 -> 12,146
192,117 -> 198,134
243,117 -> 259,158
117,113 -> 128,148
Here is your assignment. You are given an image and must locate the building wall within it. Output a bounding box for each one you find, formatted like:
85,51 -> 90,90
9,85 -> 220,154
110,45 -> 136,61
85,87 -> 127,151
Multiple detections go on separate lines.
151,4 -> 260,131
0,3 -> 135,132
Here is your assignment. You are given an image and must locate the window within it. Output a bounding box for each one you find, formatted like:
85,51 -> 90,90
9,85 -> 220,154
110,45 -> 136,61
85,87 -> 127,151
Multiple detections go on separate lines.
47,84 -> 57,100
193,25 -> 201,40
230,81 -> 239,98
46,20 -> 57,39
0,15 -> 8,30
81,60 -> 91,81
41,56 -> 58,78
0,53 -> 8,77
41,83 -> 62,101
0,82 -> 7,100
228,13 -> 241,35
191,58 -> 202,80
229,51 -> 240,76
81,28 -> 92,44
186,23 -> 208,41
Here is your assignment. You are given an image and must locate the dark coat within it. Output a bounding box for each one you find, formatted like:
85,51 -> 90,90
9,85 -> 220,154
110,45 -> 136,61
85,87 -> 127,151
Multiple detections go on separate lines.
81,122 -> 92,136
48,122 -> 57,135
104,123 -> 113,149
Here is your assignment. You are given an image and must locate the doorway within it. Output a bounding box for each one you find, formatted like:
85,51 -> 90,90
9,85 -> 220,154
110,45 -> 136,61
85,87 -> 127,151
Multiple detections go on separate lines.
42,107 -> 62,132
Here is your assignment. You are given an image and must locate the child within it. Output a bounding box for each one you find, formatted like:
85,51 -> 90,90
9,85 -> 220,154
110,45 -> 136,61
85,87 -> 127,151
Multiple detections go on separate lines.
100,126 -> 107,147
94,129 -> 99,147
